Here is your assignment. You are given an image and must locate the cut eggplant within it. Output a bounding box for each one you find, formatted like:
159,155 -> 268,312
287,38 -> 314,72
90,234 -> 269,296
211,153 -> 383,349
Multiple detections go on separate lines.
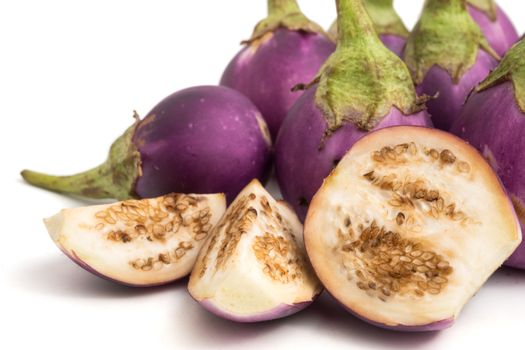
45,193 -> 226,286
305,126 -> 521,331
189,179 -> 321,322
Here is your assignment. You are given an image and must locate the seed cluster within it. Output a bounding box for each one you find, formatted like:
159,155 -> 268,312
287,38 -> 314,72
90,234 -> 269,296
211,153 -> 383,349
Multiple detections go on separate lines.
130,241 -> 194,271
371,143 -> 471,174
254,195 -> 305,283
364,171 -> 469,225
338,222 -> 453,300
199,192 -> 305,283
94,194 -> 213,243
252,230 -> 303,284
199,194 -> 258,276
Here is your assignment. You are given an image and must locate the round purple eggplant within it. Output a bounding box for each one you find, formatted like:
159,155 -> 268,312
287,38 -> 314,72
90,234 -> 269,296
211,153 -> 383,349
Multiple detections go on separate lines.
404,0 -> 500,131
220,0 -> 335,140
328,0 -> 410,57
22,86 -> 272,202
467,0 -> 519,57
451,38 -> 525,269
275,0 -> 431,221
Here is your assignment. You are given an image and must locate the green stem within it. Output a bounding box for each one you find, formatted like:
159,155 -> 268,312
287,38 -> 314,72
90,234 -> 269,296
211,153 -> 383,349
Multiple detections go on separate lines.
405,0 -> 499,84
268,0 -> 300,17
364,0 -> 409,37
21,123 -> 141,200
427,0 -> 465,13
328,0 -> 408,42
308,0 -> 425,136
22,163 -> 116,199
246,0 -> 326,43
368,0 -> 391,5
467,0 -> 497,21
336,0 -> 379,46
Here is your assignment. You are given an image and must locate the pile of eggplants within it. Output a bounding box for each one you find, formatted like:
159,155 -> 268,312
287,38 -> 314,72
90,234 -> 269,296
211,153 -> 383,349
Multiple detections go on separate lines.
22,0 -> 525,314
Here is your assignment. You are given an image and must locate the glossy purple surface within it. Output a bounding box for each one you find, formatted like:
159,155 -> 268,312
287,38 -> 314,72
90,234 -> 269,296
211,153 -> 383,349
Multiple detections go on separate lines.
221,28 -> 335,140
468,5 -> 519,57
275,87 -> 432,221
133,86 -> 272,203
417,50 -> 497,131
450,82 -> 525,269
380,34 -> 406,58
196,298 -> 314,323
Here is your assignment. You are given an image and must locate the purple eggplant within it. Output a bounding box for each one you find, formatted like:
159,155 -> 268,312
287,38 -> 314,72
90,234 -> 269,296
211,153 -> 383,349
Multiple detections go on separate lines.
404,0 -> 500,131
22,86 -> 272,202
275,0 -> 431,222
328,0 -> 410,57
220,0 -> 335,140
467,0 -> 519,57
451,38 -> 525,269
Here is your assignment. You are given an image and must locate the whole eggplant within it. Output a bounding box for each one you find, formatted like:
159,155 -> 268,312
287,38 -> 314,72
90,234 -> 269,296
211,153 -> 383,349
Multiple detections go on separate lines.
275,0 -> 431,222
467,0 -> 519,57
327,0 -> 409,57
220,0 -> 335,140
451,38 -> 525,269
22,86 -> 272,202
404,0 -> 500,131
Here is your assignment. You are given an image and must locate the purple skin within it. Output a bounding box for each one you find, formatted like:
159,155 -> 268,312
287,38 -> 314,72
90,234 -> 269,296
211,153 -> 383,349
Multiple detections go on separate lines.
275,87 -> 432,221
468,5 -> 519,57
133,86 -> 272,203
195,298 -> 315,323
62,249 -> 177,287
417,50 -> 497,131
220,28 -> 335,140
380,34 -> 406,58
194,290 -> 322,323
450,82 -> 525,269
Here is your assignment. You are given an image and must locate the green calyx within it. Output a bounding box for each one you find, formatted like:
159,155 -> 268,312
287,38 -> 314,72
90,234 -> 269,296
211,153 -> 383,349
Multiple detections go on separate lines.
328,0 -> 409,42
404,0 -> 499,85
476,38 -> 525,112
467,0 -> 497,21
245,0 -> 327,44
21,115 -> 142,200
298,0 -> 426,135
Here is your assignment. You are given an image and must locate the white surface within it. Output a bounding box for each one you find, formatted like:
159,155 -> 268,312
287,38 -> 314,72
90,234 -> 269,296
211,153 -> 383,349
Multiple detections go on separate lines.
1,1 -> 524,349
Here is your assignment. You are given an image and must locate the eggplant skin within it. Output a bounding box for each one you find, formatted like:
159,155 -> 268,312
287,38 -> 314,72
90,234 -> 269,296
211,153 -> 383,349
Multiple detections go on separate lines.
416,50 -> 497,131
451,82 -> 525,269
221,28 -> 335,140
275,87 -> 432,221
193,298 -> 316,323
133,86 -> 272,203
468,4 -> 519,58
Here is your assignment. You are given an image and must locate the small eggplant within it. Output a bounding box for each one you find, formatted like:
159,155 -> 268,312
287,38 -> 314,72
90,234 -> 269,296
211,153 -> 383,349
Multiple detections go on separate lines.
451,38 -> 525,269
221,0 -> 335,140
275,0 -> 431,221
22,86 -> 272,202
404,0 -> 500,131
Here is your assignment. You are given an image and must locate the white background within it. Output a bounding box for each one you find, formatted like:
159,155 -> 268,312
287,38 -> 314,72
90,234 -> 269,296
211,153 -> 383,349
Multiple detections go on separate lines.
1,1 -> 524,349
